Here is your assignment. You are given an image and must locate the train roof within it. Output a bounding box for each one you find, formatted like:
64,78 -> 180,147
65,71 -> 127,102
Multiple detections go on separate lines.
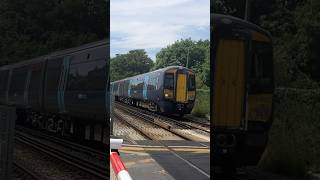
0,39 -> 109,70
112,66 -> 192,83
49,39 -> 108,58
211,13 -> 272,39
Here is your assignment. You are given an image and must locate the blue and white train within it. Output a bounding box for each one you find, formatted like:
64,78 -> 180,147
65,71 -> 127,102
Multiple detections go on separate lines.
111,66 -> 196,116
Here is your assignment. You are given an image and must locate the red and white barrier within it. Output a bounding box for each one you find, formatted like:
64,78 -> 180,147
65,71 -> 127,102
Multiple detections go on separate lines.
110,151 -> 132,180
110,137 -> 132,180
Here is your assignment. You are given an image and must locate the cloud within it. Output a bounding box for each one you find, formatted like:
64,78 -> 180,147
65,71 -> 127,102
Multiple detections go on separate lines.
111,0 -> 210,59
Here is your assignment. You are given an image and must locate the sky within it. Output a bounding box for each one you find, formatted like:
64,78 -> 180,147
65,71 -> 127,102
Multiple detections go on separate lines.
110,0 -> 210,60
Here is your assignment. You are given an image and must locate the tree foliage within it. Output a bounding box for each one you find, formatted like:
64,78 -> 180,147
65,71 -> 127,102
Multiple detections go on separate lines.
110,50 -> 154,82
154,39 -> 210,88
214,0 -> 320,175
213,0 -> 320,88
0,0 -> 108,65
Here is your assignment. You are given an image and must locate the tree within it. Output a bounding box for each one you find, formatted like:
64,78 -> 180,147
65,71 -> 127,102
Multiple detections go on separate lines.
213,0 -> 320,88
110,49 -> 154,81
0,0 -> 108,66
153,39 -> 210,88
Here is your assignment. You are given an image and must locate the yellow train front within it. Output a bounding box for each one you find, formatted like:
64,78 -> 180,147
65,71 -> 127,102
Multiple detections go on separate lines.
111,66 -> 196,116
211,14 -> 274,169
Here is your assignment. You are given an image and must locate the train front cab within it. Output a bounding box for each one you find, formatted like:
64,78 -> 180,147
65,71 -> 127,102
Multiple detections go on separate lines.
211,14 -> 274,168
161,67 -> 196,115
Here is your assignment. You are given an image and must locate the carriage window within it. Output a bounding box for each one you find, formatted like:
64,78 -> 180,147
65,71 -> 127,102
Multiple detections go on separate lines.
249,42 -> 273,93
164,73 -> 174,90
188,74 -> 195,91
68,59 -> 106,91
147,75 -> 157,91
10,68 -> 28,92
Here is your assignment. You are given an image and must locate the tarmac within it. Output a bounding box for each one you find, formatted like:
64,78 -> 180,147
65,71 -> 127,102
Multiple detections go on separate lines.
118,140 -> 210,180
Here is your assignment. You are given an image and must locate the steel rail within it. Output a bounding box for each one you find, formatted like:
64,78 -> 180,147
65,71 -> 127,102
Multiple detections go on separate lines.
15,131 -> 108,179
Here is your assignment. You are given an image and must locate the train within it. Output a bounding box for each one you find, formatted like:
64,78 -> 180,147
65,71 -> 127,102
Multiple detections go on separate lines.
111,66 -> 196,116
211,14 -> 274,171
0,40 -> 109,143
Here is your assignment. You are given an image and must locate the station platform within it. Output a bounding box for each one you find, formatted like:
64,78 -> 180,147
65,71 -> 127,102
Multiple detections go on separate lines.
118,140 -> 210,180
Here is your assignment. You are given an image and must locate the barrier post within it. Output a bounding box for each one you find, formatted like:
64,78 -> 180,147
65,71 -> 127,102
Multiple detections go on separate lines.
110,138 -> 132,180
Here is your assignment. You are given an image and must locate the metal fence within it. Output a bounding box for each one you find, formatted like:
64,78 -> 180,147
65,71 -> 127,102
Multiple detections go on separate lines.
0,105 -> 16,180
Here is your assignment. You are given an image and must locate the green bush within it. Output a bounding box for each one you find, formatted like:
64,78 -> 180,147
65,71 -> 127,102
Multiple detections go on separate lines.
191,89 -> 210,118
259,88 -> 320,177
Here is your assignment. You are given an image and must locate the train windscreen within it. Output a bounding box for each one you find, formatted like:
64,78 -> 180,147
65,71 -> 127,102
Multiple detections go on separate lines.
188,74 -> 196,91
249,42 -> 273,94
164,73 -> 174,90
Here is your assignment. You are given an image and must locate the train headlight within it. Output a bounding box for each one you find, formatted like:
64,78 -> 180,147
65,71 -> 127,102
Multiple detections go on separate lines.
164,89 -> 173,99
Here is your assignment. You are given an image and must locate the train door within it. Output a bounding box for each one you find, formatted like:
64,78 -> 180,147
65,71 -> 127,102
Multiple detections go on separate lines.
128,80 -> 132,98
213,39 -> 246,128
44,57 -> 64,112
143,76 -> 149,100
23,70 -> 32,106
176,72 -> 187,103
8,67 -> 28,105
27,62 -> 45,111
58,56 -> 71,113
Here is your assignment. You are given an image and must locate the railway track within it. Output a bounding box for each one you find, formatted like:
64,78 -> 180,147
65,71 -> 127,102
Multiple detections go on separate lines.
15,127 -> 108,180
179,115 -> 210,132
113,102 -> 211,179
114,108 -> 184,141
14,162 -> 45,180
16,126 -> 106,158
112,115 -> 147,141
168,115 -> 210,133
114,102 -> 210,142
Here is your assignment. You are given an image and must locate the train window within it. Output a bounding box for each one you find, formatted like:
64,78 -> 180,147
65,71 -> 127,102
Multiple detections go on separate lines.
148,77 -> 156,91
130,78 -> 138,92
67,59 -> 106,91
71,52 -> 88,64
10,68 -> 27,92
89,46 -> 108,61
164,73 -> 174,90
29,70 -> 42,95
249,42 -> 273,93
136,78 -> 144,91
188,74 -> 196,91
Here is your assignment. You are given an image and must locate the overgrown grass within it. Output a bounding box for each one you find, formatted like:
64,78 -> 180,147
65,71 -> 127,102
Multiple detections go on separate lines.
259,88 -> 320,177
191,89 -> 210,119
